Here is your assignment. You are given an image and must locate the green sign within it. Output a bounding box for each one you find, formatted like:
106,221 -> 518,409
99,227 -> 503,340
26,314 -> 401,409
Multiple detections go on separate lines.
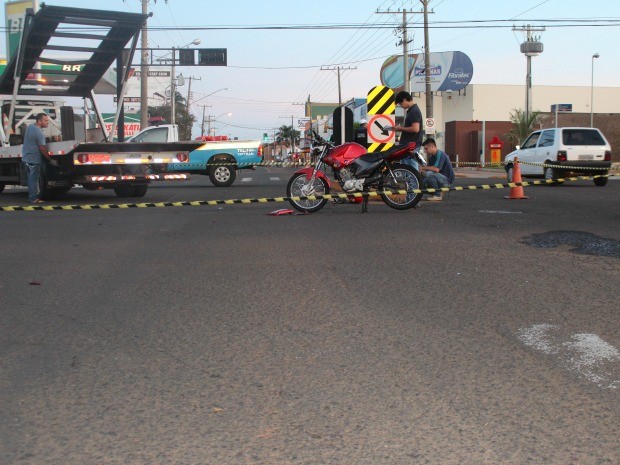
5,1 -> 35,61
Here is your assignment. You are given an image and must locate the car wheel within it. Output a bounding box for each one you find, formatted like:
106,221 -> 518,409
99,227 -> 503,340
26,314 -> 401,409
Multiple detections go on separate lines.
506,165 -> 513,182
209,159 -> 237,187
593,175 -> 608,187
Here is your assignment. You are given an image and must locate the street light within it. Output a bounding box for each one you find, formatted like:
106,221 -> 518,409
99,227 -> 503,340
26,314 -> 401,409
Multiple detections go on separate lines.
590,53 -> 599,128
191,87 -> 230,106
170,38 -> 201,125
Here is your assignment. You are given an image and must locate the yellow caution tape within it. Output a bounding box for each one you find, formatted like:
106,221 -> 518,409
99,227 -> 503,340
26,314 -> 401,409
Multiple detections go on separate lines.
0,174 -> 614,213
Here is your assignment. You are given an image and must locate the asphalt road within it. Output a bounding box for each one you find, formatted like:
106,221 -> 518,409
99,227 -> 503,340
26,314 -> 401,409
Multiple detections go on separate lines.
1,168 -> 619,465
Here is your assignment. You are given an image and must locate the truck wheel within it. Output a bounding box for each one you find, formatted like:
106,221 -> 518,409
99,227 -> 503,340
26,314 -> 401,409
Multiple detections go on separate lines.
49,187 -> 71,200
209,159 -> 237,187
131,185 -> 148,197
114,184 -> 134,198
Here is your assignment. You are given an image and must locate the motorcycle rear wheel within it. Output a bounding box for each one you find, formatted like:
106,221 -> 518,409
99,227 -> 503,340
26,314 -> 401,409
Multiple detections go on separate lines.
287,173 -> 330,213
380,164 -> 422,210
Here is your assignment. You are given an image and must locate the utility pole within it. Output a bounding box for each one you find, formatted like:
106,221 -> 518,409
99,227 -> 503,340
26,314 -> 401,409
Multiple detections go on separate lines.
421,0 -> 432,119
320,66 -> 356,144
376,4 -> 433,111
203,114 -> 216,137
198,104 -> 211,135
186,76 -> 201,110
320,66 -> 357,106
140,0 -> 149,129
170,46 -> 176,125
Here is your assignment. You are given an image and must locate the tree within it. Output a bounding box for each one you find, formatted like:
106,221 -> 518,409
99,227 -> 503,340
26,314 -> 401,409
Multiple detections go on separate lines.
507,108 -> 542,146
275,125 -> 300,146
148,91 -> 196,140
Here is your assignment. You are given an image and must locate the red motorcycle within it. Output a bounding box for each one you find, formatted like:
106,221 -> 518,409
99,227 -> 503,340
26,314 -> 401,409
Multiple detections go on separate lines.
287,131 -> 423,213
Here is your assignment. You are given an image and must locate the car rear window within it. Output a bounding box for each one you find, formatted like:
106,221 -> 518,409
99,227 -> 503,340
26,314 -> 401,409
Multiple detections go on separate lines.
562,129 -> 606,146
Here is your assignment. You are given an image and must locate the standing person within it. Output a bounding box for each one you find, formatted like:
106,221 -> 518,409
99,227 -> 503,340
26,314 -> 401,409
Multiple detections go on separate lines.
392,91 -> 424,170
420,138 -> 455,201
22,113 -> 58,204
354,119 -> 368,148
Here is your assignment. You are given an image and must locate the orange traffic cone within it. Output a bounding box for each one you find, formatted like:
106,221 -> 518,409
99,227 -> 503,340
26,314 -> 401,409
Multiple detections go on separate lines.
505,157 -> 529,199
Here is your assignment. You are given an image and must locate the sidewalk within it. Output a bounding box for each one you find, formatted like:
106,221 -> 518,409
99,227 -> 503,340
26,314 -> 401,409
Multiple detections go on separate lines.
453,166 -> 620,179
454,167 -> 506,179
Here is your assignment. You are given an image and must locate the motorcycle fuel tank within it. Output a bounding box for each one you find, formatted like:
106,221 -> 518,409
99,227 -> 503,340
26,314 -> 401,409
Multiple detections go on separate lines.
323,142 -> 367,169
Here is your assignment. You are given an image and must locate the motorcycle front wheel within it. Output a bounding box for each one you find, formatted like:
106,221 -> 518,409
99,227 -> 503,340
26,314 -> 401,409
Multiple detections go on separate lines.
380,164 -> 423,210
287,173 -> 330,213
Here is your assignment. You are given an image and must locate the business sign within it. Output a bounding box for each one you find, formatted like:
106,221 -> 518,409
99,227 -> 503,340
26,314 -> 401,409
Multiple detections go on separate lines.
114,96 -> 142,103
133,70 -> 171,78
551,104 -> 572,113
380,51 -> 473,93
5,0 -> 35,61
100,113 -> 141,140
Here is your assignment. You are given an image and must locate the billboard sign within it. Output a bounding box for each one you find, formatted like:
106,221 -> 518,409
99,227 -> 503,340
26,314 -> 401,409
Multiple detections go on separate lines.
5,0 -> 35,61
380,51 -> 473,93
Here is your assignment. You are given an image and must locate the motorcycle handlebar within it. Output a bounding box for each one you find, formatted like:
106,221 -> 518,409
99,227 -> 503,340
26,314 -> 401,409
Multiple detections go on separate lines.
313,130 -> 333,147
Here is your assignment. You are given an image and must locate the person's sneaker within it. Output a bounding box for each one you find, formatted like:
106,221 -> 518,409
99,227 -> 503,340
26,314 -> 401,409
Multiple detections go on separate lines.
427,195 -> 443,201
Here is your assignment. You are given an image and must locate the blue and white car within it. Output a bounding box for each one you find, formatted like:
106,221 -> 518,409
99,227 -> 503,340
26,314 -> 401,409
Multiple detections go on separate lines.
128,125 -> 264,186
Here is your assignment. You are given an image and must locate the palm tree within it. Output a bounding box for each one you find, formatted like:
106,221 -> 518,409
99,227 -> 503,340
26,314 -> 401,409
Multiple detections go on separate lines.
148,91 -> 196,140
275,125 -> 300,146
507,109 -> 542,146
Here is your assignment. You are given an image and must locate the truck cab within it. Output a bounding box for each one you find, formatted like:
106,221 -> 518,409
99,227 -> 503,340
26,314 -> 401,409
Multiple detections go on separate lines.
127,124 -> 179,143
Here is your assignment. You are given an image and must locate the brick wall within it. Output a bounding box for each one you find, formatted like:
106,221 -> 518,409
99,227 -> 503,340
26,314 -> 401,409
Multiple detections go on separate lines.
445,121 -> 515,164
445,114 -> 620,163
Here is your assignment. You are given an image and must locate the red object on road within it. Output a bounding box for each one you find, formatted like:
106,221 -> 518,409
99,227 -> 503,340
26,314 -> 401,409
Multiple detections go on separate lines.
267,209 -> 295,216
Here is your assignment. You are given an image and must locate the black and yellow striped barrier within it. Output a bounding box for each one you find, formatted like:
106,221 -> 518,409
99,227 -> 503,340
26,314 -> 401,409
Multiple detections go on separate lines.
0,174 -> 613,213
196,159 -> 620,171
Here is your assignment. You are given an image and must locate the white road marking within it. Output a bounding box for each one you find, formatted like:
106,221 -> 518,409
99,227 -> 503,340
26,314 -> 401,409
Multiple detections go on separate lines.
241,177 -> 252,182
270,177 -> 281,181
517,324 -> 620,389
478,210 -> 522,214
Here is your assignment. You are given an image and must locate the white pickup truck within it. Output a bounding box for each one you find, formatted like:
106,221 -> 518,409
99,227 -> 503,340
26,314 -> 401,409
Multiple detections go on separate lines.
129,124 -> 264,187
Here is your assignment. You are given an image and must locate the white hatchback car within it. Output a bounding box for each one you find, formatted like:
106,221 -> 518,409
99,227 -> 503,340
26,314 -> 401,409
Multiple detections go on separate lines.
504,127 -> 612,186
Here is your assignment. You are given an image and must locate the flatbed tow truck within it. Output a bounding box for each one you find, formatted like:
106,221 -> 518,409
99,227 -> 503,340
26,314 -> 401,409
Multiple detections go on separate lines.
0,4 -> 201,199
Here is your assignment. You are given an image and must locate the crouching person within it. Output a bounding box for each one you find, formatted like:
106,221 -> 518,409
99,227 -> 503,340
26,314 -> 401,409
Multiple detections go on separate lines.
420,138 -> 455,201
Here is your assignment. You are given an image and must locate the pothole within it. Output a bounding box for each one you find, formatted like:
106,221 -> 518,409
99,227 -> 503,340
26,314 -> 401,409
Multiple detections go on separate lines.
521,230 -> 620,258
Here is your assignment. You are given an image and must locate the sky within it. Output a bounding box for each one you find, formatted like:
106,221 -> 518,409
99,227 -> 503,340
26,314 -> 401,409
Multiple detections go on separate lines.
2,0 -> 619,139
